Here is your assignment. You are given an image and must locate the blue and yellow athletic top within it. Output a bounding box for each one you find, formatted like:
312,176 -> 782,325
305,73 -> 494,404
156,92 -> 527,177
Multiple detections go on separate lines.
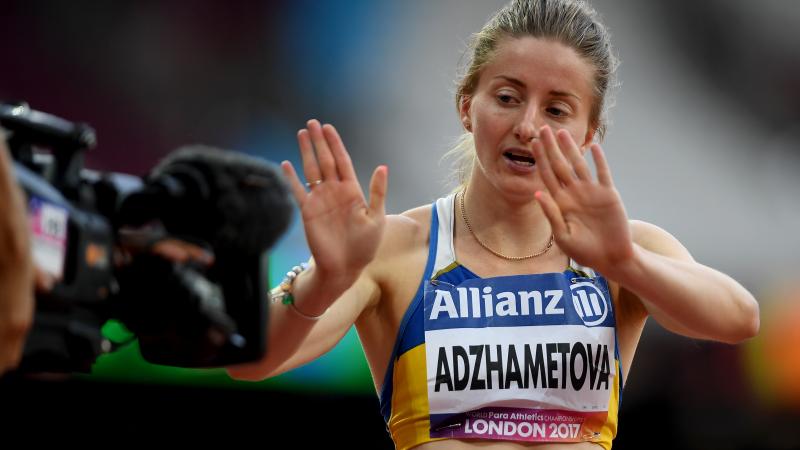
379,194 -> 624,450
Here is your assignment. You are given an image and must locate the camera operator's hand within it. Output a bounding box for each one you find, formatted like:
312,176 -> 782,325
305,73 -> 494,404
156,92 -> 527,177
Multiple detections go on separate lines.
150,239 -> 214,266
0,137 -> 35,376
116,226 -> 215,267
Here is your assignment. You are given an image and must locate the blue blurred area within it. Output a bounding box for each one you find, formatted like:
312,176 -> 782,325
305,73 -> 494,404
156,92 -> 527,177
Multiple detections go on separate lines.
275,0 -> 400,104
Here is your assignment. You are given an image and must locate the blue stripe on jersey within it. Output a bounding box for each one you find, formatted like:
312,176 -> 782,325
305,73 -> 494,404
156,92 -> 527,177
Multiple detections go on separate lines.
379,203 -> 439,423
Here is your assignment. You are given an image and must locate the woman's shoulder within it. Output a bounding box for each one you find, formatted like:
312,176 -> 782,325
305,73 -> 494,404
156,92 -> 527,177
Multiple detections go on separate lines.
399,203 -> 434,227
628,219 -> 692,260
629,219 -> 669,244
367,204 -> 433,279
383,203 -> 434,246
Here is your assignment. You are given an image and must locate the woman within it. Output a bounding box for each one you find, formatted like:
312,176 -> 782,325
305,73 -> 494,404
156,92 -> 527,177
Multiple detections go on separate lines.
228,0 -> 759,448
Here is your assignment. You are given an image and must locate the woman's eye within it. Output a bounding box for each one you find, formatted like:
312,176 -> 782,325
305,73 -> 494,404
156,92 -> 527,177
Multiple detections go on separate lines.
547,107 -> 568,117
497,94 -> 516,104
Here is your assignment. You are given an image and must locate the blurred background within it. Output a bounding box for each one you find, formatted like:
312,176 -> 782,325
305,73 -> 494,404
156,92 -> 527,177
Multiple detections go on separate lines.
1,0 -> 798,448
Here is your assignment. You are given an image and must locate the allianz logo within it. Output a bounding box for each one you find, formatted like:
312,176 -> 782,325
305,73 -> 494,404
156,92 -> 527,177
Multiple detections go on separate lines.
428,281 -> 609,326
570,282 -> 608,326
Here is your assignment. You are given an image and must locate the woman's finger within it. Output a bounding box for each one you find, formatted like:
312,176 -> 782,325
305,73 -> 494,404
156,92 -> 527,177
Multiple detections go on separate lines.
307,119 -> 338,182
368,165 -> 388,218
590,144 -> 614,187
533,139 -> 562,196
556,129 -> 591,181
534,190 -> 567,238
281,160 -> 308,206
323,124 -> 357,181
297,128 -> 321,186
541,126 -> 576,186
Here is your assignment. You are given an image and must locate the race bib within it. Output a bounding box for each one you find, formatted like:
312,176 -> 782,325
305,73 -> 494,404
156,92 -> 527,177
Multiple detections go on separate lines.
424,272 -> 616,443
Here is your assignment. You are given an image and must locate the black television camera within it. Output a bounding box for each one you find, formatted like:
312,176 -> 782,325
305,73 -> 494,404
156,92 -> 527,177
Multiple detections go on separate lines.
0,102 -> 293,373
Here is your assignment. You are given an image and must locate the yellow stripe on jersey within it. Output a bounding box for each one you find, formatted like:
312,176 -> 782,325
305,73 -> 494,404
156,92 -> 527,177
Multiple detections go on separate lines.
387,343 -> 621,450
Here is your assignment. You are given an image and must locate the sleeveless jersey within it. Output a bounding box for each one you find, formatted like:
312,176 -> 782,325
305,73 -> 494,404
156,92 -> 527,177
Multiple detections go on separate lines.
379,194 -> 624,450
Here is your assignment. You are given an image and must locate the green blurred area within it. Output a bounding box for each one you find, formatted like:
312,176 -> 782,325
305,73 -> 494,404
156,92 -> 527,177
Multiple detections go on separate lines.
83,320 -> 375,395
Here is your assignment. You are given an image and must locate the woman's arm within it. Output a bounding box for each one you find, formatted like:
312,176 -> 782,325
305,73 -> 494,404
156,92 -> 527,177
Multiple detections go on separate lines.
227,260 -> 381,380
531,125 -> 759,345
615,220 -> 759,344
228,119 -> 388,380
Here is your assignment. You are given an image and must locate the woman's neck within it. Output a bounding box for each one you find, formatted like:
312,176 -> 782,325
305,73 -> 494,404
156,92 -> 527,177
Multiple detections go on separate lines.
460,177 -> 554,258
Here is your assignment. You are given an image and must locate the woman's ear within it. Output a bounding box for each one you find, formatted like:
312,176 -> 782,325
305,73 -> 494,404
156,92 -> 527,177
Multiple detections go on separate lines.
459,96 -> 473,132
581,127 -> 597,154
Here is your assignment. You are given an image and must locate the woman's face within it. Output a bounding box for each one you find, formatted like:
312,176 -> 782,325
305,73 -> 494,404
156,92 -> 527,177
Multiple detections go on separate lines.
462,36 -> 596,200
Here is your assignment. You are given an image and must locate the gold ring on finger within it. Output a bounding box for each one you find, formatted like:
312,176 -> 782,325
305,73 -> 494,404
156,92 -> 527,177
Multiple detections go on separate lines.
305,179 -> 323,188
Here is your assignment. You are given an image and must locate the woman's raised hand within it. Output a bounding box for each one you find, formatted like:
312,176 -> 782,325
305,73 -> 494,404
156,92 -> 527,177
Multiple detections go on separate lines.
532,125 -> 634,276
281,120 -> 388,281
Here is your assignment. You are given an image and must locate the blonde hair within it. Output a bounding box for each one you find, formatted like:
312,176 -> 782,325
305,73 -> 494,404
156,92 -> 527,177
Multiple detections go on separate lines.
444,0 -> 619,190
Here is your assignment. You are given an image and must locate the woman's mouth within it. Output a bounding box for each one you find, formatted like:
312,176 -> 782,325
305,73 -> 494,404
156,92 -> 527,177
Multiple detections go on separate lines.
503,151 -> 536,167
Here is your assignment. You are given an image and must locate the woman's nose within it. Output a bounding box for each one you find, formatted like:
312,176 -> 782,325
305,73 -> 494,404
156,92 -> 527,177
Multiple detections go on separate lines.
513,106 -> 541,143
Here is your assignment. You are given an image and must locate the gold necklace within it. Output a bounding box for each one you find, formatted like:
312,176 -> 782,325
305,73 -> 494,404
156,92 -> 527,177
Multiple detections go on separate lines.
459,190 -> 554,261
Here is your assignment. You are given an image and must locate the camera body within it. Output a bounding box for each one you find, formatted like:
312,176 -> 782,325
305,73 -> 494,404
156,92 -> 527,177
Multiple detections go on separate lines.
1,102 -> 291,373
15,158 -> 115,372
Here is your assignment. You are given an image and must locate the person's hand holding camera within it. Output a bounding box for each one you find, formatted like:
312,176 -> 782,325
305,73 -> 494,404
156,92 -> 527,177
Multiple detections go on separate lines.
0,137 -> 35,375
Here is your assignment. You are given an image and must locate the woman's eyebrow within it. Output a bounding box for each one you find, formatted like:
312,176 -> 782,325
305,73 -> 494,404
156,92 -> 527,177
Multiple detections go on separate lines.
492,75 -> 581,102
493,75 -> 526,88
551,90 -> 582,102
